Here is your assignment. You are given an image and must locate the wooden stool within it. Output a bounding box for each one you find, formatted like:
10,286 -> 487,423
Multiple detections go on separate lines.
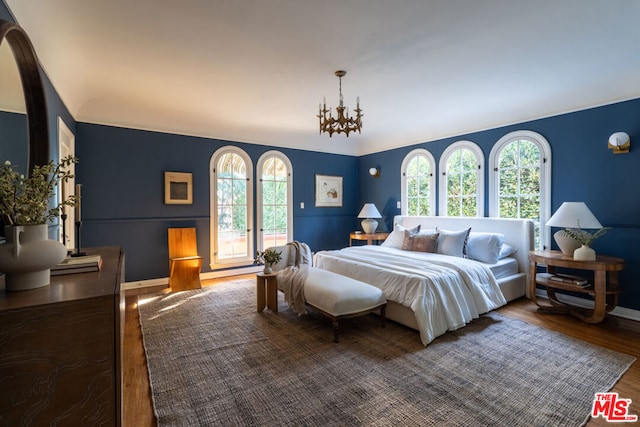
256,272 -> 278,312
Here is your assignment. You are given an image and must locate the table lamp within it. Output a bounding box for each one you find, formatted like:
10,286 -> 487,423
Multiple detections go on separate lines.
546,202 -> 602,259
357,203 -> 382,234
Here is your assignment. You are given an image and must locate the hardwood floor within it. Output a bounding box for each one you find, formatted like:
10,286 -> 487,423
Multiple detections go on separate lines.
124,275 -> 640,426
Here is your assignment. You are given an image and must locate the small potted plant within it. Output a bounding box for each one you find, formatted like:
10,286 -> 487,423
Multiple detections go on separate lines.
564,227 -> 610,261
254,249 -> 282,274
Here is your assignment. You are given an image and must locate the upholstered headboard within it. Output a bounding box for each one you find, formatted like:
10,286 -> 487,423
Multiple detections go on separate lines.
393,216 -> 534,275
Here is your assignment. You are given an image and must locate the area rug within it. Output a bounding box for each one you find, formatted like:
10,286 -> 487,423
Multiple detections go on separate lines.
138,279 -> 635,427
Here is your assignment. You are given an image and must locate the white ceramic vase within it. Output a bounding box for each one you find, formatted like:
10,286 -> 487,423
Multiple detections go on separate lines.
0,224 -> 67,291
263,264 -> 273,274
573,244 -> 596,261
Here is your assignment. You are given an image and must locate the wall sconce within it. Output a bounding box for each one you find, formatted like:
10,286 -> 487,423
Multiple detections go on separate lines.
368,167 -> 380,178
608,132 -> 630,154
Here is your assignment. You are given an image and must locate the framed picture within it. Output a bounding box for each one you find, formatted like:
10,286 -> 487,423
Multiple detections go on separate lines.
164,171 -> 193,204
315,174 -> 343,207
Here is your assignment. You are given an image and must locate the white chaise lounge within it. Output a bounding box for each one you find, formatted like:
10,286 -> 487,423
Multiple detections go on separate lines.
269,243 -> 387,342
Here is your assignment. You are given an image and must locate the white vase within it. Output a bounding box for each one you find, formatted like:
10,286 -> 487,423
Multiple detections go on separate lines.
0,224 -> 67,291
573,244 -> 596,261
263,265 -> 272,274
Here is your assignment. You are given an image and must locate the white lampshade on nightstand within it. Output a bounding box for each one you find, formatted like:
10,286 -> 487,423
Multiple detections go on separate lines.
357,203 -> 382,234
546,202 -> 602,258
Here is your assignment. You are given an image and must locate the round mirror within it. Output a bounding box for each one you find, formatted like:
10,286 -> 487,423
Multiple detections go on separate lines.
0,19 -> 49,173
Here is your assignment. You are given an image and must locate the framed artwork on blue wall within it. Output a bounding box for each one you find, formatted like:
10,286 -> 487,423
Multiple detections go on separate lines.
315,174 -> 343,207
164,171 -> 193,204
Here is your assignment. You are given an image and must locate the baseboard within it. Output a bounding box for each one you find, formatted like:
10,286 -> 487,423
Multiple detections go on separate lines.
123,265 -> 262,291
535,289 -> 640,328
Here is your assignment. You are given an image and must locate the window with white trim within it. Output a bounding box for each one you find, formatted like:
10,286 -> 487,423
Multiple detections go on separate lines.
210,146 -> 253,268
401,148 -> 436,216
439,141 -> 484,217
489,130 -> 551,250
257,151 -> 293,251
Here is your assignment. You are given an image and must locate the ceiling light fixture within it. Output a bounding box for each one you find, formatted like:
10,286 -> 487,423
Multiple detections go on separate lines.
318,70 -> 363,137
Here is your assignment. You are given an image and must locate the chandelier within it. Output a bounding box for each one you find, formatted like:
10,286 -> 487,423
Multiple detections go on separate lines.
318,70 -> 363,137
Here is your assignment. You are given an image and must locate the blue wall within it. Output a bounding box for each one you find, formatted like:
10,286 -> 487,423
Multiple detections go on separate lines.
0,111 -> 28,174
358,98 -> 640,311
75,124 -> 358,281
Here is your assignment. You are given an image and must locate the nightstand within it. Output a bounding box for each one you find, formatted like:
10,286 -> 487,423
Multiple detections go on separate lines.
349,232 -> 390,246
528,250 -> 624,323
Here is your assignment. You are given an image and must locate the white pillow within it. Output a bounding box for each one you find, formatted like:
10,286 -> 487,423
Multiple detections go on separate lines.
498,243 -> 517,259
466,232 -> 505,264
435,227 -> 471,257
381,224 -> 420,249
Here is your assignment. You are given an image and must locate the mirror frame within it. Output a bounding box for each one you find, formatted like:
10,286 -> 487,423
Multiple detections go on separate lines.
0,19 -> 49,173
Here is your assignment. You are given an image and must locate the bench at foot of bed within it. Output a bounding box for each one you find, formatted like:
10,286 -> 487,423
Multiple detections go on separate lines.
303,267 -> 387,343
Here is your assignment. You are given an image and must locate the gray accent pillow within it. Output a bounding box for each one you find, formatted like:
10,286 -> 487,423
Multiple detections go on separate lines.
435,227 -> 471,257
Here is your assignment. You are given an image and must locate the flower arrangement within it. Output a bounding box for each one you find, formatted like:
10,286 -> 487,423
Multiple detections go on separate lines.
0,155 -> 78,226
254,249 -> 282,266
564,227 -> 610,247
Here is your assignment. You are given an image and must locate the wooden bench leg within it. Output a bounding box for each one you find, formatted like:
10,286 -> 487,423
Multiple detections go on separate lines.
380,305 -> 386,328
333,319 -> 339,343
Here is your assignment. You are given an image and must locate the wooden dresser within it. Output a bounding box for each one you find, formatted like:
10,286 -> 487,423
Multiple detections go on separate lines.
0,246 -> 124,426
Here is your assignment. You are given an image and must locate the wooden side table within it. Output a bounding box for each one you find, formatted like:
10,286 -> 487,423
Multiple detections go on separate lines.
350,232 -> 390,246
528,250 -> 624,323
256,272 -> 278,312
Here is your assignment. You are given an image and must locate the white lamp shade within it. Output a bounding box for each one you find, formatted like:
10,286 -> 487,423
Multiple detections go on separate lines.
357,203 -> 382,219
608,132 -> 630,147
546,202 -> 602,229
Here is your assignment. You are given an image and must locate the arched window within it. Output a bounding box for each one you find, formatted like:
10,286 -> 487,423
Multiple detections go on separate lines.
257,151 -> 293,251
210,146 -> 253,268
401,148 -> 436,216
439,141 -> 484,217
489,130 -> 551,250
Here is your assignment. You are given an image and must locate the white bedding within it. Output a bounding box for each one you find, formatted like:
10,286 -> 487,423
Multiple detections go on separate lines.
313,245 -> 507,345
488,257 -> 518,279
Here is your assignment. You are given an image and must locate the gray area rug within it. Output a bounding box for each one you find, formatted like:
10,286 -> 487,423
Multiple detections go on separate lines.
138,278 -> 635,427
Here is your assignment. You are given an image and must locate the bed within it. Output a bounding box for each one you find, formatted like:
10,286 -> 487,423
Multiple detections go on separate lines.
313,216 -> 534,345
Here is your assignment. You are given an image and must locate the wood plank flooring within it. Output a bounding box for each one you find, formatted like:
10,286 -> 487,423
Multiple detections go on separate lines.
124,275 -> 640,426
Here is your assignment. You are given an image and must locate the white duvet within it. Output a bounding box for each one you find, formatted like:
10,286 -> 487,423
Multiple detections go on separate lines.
313,245 -> 507,345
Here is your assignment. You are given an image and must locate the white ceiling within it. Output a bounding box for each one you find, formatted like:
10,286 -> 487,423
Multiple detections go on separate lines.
5,0 -> 640,156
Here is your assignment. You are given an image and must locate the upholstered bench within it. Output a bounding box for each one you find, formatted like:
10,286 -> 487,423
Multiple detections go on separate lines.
303,267 -> 386,342
268,243 -> 387,342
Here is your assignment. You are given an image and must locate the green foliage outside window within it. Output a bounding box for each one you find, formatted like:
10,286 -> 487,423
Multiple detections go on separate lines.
406,155 -> 431,216
217,153 -> 248,258
446,149 -> 477,217
261,157 -> 288,248
497,139 -> 542,247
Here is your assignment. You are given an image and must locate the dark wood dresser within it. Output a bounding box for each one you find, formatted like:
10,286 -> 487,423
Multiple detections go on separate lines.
0,246 -> 124,426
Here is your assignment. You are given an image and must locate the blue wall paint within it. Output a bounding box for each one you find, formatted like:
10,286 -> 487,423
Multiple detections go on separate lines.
359,98 -> 640,311
0,111 -> 28,174
75,123 -> 358,281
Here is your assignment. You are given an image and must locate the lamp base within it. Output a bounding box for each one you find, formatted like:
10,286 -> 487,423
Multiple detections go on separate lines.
361,218 -> 378,235
553,229 -> 581,256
